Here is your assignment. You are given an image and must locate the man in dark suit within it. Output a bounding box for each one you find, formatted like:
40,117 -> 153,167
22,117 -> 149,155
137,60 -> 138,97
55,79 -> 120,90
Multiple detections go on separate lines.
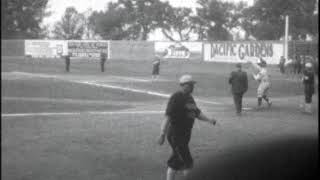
229,63 -> 248,116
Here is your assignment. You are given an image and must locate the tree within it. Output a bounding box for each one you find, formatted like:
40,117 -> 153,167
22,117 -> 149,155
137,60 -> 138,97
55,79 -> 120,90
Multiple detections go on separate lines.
88,3 -> 128,40
89,0 -> 171,40
1,0 -> 50,39
194,0 -> 234,40
52,7 -> 85,40
160,7 -> 195,41
242,0 -> 318,40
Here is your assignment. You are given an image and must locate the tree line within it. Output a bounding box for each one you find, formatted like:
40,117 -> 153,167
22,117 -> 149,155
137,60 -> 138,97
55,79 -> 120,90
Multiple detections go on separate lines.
2,0 -> 318,41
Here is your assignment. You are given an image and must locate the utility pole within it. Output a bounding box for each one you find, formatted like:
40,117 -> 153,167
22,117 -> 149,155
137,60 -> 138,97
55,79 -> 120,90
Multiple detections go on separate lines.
284,15 -> 289,60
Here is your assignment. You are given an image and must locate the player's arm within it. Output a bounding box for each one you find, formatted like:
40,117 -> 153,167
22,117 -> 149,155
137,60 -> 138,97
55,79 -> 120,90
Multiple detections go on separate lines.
244,72 -> 248,92
248,59 -> 262,72
158,116 -> 170,145
252,72 -> 262,81
197,112 -> 217,126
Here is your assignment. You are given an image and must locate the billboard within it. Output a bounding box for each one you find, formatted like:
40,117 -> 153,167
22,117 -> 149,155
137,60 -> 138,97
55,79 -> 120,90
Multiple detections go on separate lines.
203,41 -> 284,64
67,40 -> 109,58
25,40 -> 68,58
109,41 -> 154,60
155,41 -> 202,60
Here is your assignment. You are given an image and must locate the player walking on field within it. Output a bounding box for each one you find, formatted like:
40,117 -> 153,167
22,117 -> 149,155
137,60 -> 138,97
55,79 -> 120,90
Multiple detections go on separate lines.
152,55 -> 161,80
157,74 -> 217,180
248,58 -> 272,109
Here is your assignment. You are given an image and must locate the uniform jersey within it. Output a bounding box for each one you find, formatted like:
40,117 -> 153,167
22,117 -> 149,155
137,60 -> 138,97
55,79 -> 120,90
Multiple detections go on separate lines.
254,68 -> 270,83
165,91 -> 201,134
152,59 -> 160,75
303,70 -> 315,95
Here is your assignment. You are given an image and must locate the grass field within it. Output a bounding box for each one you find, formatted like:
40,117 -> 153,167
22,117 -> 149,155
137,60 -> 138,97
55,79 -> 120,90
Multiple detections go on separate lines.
1,56 -> 318,180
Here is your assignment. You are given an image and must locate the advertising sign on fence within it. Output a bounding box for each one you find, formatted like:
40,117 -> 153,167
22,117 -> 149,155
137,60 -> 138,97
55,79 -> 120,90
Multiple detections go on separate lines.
155,41 -> 202,60
25,40 -> 68,58
67,40 -> 109,58
203,41 -> 284,64
109,41 -> 154,60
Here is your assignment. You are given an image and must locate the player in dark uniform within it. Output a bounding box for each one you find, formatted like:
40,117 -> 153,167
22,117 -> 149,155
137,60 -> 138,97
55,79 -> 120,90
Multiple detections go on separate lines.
100,52 -> 107,72
229,63 -> 248,116
65,53 -> 71,72
302,62 -> 315,114
157,74 -> 218,180
279,56 -> 286,74
152,55 -> 161,80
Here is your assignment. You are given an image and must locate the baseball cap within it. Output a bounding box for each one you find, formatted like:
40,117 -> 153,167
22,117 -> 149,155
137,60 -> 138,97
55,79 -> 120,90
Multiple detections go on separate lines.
236,63 -> 242,68
179,74 -> 196,85
305,62 -> 313,68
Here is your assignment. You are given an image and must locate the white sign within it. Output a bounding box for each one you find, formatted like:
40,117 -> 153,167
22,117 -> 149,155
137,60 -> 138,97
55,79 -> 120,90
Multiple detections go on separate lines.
203,41 -> 284,64
155,41 -> 202,59
68,40 -> 109,58
25,40 -> 68,58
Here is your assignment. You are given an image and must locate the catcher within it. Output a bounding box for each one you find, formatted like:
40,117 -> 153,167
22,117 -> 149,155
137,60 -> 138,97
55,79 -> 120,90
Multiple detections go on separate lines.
248,57 -> 272,109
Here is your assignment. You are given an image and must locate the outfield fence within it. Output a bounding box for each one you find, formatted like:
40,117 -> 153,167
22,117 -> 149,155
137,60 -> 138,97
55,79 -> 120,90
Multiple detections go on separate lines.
1,40 -> 318,64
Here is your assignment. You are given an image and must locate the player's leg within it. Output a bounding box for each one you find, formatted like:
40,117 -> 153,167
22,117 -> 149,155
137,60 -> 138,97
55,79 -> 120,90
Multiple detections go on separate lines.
167,135 -> 184,180
232,93 -> 239,114
239,93 -> 243,113
304,90 -> 313,114
257,85 -> 263,108
233,93 -> 242,115
261,83 -> 272,107
166,167 -> 176,180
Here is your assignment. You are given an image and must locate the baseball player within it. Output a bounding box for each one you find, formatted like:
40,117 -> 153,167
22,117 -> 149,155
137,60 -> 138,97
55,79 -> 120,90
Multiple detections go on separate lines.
152,55 -> 161,80
100,52 -> 107,72
157,74 -> 217,180
301,62 -> 315,114
248,58 -> 272,109
64,53 -> 71,72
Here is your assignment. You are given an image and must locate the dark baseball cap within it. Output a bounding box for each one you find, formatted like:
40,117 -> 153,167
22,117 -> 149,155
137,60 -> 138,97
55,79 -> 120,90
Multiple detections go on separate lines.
236,63 -> 242,68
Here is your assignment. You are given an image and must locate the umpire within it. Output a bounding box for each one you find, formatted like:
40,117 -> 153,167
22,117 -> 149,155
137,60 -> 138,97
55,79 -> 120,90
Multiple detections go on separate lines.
158,74 -> 218,180
229,63 -> 248,116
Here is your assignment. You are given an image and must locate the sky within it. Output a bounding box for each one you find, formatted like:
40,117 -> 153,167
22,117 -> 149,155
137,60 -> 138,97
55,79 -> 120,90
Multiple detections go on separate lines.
43,0 -> 254,40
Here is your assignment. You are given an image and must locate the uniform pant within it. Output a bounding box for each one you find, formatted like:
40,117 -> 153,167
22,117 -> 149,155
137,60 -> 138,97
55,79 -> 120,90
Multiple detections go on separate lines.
304,85 -> 314,103
167,130 -> 193,171
100,60 -> 105,72
65,59 -> 70,72
280,64 -> 285,74
233,93 -> 244,114
257,82 -> 270,98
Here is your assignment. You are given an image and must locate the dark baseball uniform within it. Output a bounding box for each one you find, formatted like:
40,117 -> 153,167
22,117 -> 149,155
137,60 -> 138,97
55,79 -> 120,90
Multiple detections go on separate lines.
65,55 -> 70,72
100,53 -> 107,72
152,58 -> 160,75
303,70 -> 315,103
165,91 -> 201,170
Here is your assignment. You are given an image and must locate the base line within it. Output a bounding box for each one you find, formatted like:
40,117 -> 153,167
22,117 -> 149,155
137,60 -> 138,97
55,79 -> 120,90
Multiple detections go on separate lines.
1,110 -> 165,117
9,71 -> 223,105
